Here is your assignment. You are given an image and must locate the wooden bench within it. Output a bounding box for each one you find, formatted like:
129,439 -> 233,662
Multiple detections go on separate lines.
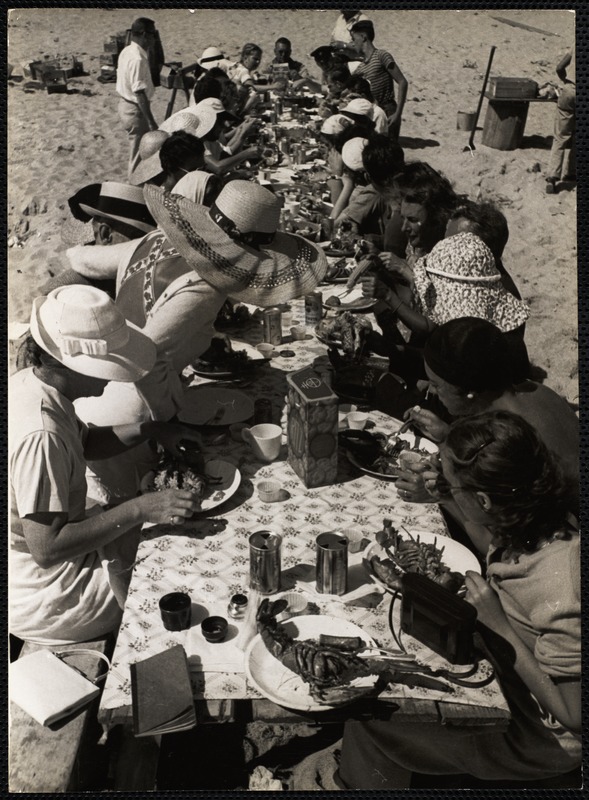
9,637 -> 113,793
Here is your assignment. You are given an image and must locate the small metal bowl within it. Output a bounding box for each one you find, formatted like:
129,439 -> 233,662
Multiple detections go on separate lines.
201,615 -> 228,643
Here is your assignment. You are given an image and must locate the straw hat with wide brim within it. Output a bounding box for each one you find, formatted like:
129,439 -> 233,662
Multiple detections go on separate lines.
159,108 -> 217,137
30,285 -> 156,382
144,181 -> 328,306
413,232 -> 530,333
129,130 -> 170,186
61,181 -> 157,244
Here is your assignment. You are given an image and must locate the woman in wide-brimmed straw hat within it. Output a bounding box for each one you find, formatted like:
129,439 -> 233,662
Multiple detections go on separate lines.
10,286 -> 203,644
65,181 -> 327,486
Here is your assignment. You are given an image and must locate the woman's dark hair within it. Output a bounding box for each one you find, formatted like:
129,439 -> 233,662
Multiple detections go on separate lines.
332,122 -> 371,153
449,200 -> 509,261
16,335 -> 60,371
344,74 -> 374,102
445,411 -> 570,550
203,174 -> 223,206
207,66 -> 230,82
362,133 -> 405,187
219,80 -> 242,116
395,161 -> 458,230
326,65 -> 351,87
424,317 -> 523,393
192,75 -> 222,104
159,131 -> 204,174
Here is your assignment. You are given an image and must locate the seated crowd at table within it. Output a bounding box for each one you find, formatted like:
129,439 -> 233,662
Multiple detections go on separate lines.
9,11 -> 580,791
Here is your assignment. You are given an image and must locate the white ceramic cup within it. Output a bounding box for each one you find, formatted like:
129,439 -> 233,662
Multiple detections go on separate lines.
346,411 -> 369,430
290,324 -> 307,341
242,423 -> 283,462
256,343 -> 275,360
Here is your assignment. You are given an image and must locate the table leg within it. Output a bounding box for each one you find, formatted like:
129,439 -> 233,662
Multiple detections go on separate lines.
108,725 -> 161,790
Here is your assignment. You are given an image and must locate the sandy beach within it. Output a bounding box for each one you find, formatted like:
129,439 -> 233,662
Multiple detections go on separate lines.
6,7 -> 579,790
7,8 -> 577,404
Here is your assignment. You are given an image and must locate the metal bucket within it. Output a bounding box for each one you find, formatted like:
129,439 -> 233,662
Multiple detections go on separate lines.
457,111 -> 477,131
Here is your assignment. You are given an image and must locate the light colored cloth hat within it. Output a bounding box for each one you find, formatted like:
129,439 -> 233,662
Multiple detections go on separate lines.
29,286 -> 156,382
129,130 -> 170,186
144,181 -> 328,306
341,137 -> 369,172
159,108 -> 217,138
61,181 -> 156,244
320,113 -> 353,136
192,97 -> 241,124
173,170 -> 213,204
412,232 -> 530,332
340,97 -> 374,119
198,47 -> 233,72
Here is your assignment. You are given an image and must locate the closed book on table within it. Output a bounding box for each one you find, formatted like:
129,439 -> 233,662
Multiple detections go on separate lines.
130,644 -> 196,737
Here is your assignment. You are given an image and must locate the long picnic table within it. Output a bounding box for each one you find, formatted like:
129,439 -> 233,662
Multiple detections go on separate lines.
98,289 -> 510,734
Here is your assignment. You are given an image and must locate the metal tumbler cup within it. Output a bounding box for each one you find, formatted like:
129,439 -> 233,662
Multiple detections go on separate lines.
249,531 -> 282,594
316,532 -> 348,595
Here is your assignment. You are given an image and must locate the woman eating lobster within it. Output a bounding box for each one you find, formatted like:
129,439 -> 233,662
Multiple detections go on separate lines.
290,411 -> 580,789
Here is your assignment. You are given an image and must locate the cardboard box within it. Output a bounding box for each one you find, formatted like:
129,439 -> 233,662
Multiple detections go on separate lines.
287,367 -> 338,488
30,59 -> 60,81
100,52 -> 119,68
488,77 -> 538,99
44,68 -> 68,93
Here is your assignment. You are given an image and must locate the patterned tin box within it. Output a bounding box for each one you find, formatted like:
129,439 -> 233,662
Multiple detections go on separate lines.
286,367 -> 338,488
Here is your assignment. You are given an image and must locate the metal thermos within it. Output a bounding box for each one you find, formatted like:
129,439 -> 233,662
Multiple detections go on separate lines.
263,308 -> 282,345
316,532 -> 348,595
249,531 -> 282,594
304,292 -> 323,326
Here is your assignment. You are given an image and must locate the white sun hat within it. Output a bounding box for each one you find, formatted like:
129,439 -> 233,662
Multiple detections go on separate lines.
30,286 -> 156,382
320,113 -> 353,137
129,130 -> 170,186
340,97 -> 374,119
341,137 -> 369,172
159,108 -> 217,138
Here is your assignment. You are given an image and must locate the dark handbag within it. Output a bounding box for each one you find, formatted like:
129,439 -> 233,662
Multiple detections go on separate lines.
400,573 -> 477,665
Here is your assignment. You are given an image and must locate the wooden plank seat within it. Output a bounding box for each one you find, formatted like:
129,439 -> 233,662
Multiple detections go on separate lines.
9,636 -> 113,793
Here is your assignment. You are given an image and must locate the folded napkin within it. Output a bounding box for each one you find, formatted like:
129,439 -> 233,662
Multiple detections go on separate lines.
186,607 -> 246,673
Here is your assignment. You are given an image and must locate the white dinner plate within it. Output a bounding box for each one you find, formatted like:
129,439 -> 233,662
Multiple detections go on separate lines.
141,459 -> 241,513
363,531 -> 481,594
245,615 -> 378,711
345,430 -> 438,481
314,324 -> 342,348
179,386 -> 254,426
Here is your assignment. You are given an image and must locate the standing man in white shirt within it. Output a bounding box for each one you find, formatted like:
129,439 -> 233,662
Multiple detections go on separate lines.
116,18 -> 159,180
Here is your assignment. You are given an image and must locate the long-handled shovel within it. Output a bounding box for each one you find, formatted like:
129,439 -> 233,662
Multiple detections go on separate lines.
465,45 -> 496,154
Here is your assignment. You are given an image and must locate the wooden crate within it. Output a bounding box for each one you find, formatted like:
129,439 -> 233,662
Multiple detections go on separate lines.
100,52 -> 118,68
481,99 -> 529,150
487,77 -> 538,99
159,61 -> 183,89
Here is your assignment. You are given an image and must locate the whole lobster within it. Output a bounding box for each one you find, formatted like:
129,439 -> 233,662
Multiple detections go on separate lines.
256,598 -> 454,704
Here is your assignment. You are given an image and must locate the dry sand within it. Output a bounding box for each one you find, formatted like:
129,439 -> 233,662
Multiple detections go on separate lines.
8,6 -> 577,408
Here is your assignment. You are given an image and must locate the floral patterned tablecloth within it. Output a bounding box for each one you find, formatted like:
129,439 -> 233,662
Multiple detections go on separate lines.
98,292 -> 510,727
